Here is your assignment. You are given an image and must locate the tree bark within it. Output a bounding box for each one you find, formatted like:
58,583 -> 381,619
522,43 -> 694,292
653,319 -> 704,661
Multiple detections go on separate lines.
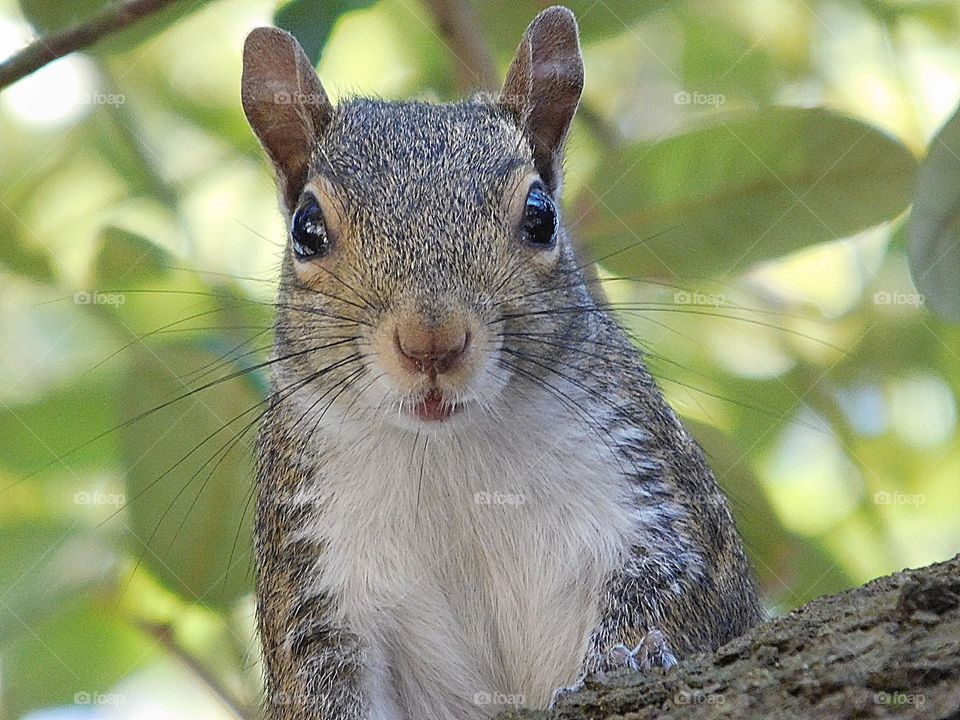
500,554 -> 960,720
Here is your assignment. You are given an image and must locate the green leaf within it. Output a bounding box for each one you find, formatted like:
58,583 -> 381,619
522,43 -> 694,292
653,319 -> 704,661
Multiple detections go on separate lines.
119,344 -> 263,609
0,373 -> 120,477
275,0 -> 376,66
675,4 -> 808,106
0,226 -> 56,282
907,102 -> 960,323
1,596 -> 150,718
18,0 -> 106,34
18,0 -> 215,54
0,204 -> 56,283
477,0 -> 670,52
580,107 -> 918,279
92,226 -> 173,288
0,518 -> 130,717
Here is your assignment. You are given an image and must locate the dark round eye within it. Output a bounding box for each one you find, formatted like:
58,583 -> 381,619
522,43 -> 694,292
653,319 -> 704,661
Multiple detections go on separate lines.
521,183 -> 558,249
290,195 -> 331,258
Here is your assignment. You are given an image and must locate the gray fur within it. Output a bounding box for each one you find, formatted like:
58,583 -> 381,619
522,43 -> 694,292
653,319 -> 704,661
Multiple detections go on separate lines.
246,9 -> 762,720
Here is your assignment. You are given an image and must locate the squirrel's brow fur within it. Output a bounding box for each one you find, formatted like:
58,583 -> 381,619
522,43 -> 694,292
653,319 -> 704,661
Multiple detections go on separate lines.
312,98 -> 531,198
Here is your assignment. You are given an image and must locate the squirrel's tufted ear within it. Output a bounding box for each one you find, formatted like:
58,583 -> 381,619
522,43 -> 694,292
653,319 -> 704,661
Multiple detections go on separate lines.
500,6 -> 583,192
241,27 -> 333,210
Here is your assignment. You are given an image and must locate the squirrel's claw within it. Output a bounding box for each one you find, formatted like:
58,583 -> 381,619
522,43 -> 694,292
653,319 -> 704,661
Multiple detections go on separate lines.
548,681 -> 582,708
549,629 -> 677,708
611,628 -> 678,671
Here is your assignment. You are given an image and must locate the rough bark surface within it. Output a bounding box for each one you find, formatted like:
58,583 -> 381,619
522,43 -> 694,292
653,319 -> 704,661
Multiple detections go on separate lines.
499,555 -> 960,720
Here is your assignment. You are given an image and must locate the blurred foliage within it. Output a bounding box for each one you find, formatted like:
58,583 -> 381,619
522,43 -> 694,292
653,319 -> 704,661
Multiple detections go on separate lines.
908,101 -> 960,322
1,0 -> 959,718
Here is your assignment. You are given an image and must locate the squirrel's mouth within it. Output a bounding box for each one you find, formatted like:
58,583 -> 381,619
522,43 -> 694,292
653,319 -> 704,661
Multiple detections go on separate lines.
412,388 -> 458,422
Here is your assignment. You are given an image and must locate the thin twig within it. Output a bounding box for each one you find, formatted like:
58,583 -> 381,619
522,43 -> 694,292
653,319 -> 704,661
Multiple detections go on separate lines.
0,0 -> 184,90
421,0 -> 497,92
136,619 -> 255,720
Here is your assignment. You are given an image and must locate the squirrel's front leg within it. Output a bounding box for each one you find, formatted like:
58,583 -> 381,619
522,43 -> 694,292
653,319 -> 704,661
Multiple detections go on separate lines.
257,506 -> 367,719
256,412 -> 367,720
258,576 -> 365,719
551,535 -> 760,707
549,551 -> 693,708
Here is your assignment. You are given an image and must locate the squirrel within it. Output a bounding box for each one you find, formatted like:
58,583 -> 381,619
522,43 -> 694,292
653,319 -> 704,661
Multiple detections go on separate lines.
241,6 -> 763,719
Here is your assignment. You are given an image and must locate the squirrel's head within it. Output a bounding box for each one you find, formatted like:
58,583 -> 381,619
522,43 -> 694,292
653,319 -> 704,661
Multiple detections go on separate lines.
242,7 -> 592,430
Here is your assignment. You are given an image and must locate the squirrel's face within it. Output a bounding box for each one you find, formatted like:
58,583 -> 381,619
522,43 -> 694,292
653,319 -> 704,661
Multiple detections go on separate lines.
242,10 -> 586,430
280,102 -> 577,426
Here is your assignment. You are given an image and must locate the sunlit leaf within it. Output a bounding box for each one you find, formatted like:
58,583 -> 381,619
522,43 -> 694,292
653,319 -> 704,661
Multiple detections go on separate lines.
908,102 -> 960,323
686,421 -> 854,608
119,344 -> 263,610
675,4 -> 810,105
0,373 -> 120,476
0,184 -> 56,283
0,521 -> 120,640
580,107 -> 918,279
0,223 -> 56,282
275,0 -> 376,66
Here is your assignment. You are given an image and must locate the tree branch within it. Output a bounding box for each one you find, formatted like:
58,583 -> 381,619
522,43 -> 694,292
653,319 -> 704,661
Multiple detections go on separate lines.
421,0 -> 497,93
0,0 -> 184,91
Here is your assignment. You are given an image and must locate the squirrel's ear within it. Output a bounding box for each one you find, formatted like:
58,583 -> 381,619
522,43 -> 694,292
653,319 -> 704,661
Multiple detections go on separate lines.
500,6 -> 583,192
241,27 -> 333,210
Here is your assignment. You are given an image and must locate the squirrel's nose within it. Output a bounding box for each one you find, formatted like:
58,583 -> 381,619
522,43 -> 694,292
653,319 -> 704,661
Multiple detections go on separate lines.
394,320 -> 470,377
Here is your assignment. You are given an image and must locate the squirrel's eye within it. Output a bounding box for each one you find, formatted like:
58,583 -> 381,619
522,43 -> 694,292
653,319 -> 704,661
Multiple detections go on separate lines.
521,183 -> 558,249
290,195 -> 331,258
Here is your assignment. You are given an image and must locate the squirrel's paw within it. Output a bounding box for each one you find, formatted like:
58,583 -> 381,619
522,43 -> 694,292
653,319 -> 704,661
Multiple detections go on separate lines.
607,628 -> 677,672
549,681 -> 583,708
549,629 -> 677,708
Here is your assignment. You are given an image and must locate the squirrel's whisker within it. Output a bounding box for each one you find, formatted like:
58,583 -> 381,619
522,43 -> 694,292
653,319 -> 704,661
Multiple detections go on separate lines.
114,363 -> 335,604
494,356 -> 640,486
495,303 -> 837,350
182,335 -> 363,388
301,367 -> 368,441
103,349 -> 356,532
10,342 -> 359,494
79,305 -> 271,377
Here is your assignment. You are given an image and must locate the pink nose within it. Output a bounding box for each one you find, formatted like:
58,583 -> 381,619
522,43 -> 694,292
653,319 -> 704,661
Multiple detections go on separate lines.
394,320 -> 469,377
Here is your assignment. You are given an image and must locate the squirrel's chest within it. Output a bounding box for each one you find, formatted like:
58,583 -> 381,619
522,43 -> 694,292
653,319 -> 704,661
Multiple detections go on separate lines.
303,411 -> 639,719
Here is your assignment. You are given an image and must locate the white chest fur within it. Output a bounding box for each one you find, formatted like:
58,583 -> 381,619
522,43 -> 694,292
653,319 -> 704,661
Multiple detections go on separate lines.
293,394 -> 640,720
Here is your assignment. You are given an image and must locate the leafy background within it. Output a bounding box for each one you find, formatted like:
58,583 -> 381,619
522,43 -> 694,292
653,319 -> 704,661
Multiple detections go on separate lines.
1,0 -> 959,717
